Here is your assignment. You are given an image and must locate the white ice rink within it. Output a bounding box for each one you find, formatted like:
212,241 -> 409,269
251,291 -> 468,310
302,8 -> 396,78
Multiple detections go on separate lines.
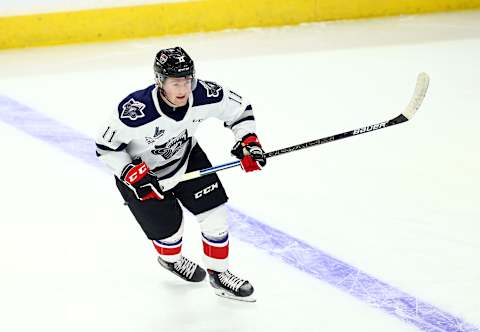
0,10 -> 479,332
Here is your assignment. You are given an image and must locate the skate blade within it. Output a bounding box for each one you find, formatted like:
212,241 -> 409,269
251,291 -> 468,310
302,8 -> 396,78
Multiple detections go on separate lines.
214,289 -> 256,303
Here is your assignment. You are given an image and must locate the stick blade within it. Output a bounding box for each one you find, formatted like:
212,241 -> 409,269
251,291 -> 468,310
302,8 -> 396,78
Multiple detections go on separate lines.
402,72 -> 430,120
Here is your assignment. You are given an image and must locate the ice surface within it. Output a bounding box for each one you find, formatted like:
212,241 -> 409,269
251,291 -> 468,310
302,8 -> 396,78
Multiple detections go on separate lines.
0,10 -> 479,332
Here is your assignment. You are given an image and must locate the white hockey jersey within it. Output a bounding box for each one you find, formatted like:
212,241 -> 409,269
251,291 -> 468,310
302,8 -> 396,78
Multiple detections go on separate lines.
95,79 -> 256,190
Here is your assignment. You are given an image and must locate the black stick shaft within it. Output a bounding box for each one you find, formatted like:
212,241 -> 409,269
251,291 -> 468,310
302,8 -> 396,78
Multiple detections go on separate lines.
265,114 -> 408,159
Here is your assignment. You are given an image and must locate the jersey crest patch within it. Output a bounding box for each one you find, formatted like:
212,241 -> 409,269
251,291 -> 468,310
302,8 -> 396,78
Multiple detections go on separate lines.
151,130 -> 188,159
199,80 -> 222,98
121,98 -> 146,121
145,127 -> 165,144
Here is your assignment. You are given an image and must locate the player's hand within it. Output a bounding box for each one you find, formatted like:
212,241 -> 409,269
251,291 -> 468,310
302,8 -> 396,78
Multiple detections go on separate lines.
120,159 -> 164,201
231,133 -> 266,172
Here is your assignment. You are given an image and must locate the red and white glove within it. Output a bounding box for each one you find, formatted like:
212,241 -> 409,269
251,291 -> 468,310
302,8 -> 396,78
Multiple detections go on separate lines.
120,159 -> 164,201
231,133 -> 267,172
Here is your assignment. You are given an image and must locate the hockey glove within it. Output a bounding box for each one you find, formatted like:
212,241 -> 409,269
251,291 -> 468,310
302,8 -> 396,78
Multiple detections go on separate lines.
231,133 -> 267,172
120,159 -> 164,201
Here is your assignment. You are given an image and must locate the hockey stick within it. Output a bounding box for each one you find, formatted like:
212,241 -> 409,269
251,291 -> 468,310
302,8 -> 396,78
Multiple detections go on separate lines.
160,72 -> 429,187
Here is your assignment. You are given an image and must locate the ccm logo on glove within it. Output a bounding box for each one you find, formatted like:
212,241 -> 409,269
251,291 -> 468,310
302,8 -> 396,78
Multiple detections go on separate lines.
121,159 -> 164,201
126,163 -> 148,183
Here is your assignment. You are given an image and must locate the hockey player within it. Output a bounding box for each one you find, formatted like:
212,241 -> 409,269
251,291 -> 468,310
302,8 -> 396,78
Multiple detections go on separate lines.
95,47 -> 266,302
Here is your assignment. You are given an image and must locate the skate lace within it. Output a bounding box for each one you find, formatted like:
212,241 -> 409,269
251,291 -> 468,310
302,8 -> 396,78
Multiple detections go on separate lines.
173,257 -> 196,279
218,271 -> 245,291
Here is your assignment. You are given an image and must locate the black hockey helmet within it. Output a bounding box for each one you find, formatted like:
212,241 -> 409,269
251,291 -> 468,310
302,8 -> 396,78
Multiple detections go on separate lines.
154,46 -> 196,88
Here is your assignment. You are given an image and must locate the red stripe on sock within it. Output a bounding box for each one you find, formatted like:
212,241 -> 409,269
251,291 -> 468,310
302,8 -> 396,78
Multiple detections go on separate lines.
153,241 -> 182,256
203,241 -> 229,259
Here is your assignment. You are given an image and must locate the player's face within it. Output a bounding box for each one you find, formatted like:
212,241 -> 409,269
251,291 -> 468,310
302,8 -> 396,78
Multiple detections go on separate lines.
162,76 -> 193,107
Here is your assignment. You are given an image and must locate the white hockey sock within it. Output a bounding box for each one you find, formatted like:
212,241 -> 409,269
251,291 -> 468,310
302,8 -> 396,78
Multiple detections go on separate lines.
152,221 -> 184,263
202,233 -> 229,272
197,205 -> 229,272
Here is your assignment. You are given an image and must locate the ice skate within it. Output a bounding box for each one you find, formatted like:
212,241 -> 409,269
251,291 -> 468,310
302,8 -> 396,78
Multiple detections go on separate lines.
208,269 -> 256,302
158,256 -> 206,282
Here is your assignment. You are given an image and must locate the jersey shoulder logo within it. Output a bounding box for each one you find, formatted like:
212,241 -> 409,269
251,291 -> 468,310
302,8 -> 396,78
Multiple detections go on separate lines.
199,80 -> 222,97
192,80 -> 224,107
120,98 -> 146,121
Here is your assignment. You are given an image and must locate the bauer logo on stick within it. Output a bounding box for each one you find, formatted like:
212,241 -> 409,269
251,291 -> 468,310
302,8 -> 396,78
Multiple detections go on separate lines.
353,122 -> 387,135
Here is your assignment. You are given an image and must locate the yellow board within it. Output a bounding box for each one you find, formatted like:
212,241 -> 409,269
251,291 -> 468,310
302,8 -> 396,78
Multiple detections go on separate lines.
1,0 -> 480,49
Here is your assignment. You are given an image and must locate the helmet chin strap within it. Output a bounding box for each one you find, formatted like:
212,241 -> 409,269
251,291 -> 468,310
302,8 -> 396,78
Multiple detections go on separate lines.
155,78 -> 178,108
159,87 -> 179,108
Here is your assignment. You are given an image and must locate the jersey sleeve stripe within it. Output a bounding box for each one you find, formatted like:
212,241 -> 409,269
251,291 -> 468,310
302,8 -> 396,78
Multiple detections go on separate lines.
95,142 -> 128,152
226,115 -> 255,129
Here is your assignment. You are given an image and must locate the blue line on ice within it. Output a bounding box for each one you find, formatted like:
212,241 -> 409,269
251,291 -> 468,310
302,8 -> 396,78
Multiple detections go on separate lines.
1,95 -> 477,332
